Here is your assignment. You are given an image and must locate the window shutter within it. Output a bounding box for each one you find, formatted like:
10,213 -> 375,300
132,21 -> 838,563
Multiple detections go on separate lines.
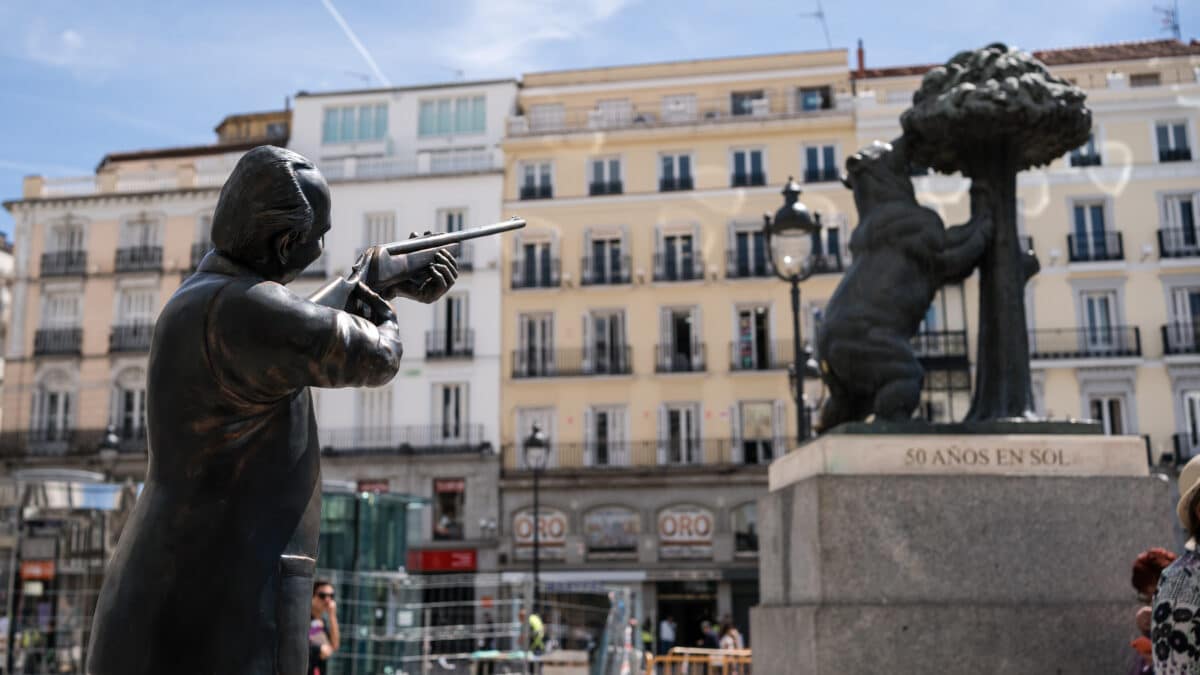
581,313 -> 592,373
583,408 -> 594,467
615,406 -> 628,465
773,399 -> 787,456
657,405 -> 667,465
730,404 -> 743,464
692,306 -> 704,370
659,309 -> 671,370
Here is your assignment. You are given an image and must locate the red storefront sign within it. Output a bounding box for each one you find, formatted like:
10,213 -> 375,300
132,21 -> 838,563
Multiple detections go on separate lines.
20,560 -> 55,581
407,549 -> 477,572
434,479 -> 465,493
356,479 -> 389,493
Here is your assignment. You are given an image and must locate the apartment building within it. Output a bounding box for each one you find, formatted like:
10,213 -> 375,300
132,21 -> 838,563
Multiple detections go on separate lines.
0,110 -> 291,479
288,79 -> 518,575
854,38 -> 1200,462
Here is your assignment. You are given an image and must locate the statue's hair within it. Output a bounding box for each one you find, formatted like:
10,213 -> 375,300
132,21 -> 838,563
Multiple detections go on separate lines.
210,145 -> 316,265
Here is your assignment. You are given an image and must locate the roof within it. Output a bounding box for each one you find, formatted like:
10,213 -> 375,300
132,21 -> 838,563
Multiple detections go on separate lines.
295,77 -> 517,99
854,38 -> 1200,80
96,138 -> 280,171
521,47 -> 846,80
214,109 -> 290,133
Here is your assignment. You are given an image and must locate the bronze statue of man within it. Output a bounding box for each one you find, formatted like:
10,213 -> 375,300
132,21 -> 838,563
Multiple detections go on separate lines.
86,146 -> 458,674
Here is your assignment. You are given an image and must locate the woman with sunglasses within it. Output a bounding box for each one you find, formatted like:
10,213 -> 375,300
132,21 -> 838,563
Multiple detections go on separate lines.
308,580 -> 341,675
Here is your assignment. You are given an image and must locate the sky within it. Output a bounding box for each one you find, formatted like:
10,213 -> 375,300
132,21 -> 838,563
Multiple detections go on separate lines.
0,0 -> 1186,234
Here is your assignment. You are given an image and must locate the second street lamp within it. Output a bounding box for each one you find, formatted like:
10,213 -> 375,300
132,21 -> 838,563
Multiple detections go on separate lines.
523,423 -> 549,612
764,177 -> 822,444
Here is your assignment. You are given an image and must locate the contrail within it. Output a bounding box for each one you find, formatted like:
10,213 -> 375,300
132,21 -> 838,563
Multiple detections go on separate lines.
317,0 -> 392,87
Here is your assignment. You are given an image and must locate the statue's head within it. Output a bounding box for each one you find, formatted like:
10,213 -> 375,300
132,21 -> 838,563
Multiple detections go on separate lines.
842,137 -> 916,214
210,145 -> 330,284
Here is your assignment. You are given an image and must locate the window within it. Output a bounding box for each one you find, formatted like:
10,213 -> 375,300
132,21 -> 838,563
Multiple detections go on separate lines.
734,306 -> 772,370
520,162 -> 553,199
660,403 -> 700,464
363,212 -> 396,251
583,233 -> 626,285
515,239 -> 556,288
419,96 -> 485,137
657,232 -> 698,281
1184,391 -> 1200,452
529,103 -> 564,132
811,222 -> 843,270
49,221 -> 84,252
659,153 -> 693,191
739,401 -> 780,464
111,367 -> 146,442
323,103 -> 388,143
439,209 -> 465,233
661,94 -> 697,123
1081,290 -> 1117,350
431,295 -> 469,357
585,310 -> 627,374
32,372 -> 73,442
593,99 -> 632,128
732,503 -> 758,554
433,383 -> 467,444
432,478 -> 465,541
1089,395 -> 1126,435
1163,194 -> 1199,256
731,90 -> 765,116
588,157 -> 622,195
659,307 -> 701,371
731,149 -> 765,186
120,214 -> 160,248
585,406 -> 627,466
804,145 -> 838,183
1070,201 -> 1113,261
41,293 -> 80,328
117,288 -> 154,325
1069,133 -> 1102,167
1131,72 -> 1161,88
516,313 -> 554,376
796,86 -> 831,111
1157,122 -> 1192,162
729,225 -> 769,277
1167,287 -> 1200,351
357,387 -> 393,445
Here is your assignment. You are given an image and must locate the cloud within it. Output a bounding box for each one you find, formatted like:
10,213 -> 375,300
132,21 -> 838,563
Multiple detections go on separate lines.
18,18 -> 129,82
436,0 -> 638,74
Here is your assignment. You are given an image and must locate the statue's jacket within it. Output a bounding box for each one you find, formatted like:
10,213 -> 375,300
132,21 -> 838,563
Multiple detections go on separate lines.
87,251 -> 403,675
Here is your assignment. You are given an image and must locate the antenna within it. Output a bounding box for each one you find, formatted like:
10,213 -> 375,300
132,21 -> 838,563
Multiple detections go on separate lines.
1155,0 -> 1182,41
798,0 -> 833,49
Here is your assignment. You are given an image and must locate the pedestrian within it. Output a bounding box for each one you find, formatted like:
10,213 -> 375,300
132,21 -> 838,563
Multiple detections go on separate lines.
1153,456 -> 1200,671
718,623 -> 743,675
640,620 -> 653,653
477,612 -> 496,675
699,620 -> 719,649
525,609 -> 545,675
657,615 -> 676,655
1131,548 -> 1177,674
308,580 -> 340,675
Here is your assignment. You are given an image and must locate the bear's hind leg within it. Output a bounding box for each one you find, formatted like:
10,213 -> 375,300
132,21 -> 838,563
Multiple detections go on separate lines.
872,373 -> 923,422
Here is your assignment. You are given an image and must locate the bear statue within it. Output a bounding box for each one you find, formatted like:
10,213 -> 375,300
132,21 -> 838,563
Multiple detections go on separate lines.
814,136 -> 993,431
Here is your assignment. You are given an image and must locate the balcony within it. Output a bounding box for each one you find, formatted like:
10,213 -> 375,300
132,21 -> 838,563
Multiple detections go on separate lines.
505,88 -> 846,137
110,323 -> 154,353
41,250 -> 87,277
319,424 -> 488,456
34,328 -> 82,356
189,242 -> 211,272
580,256 -> 631,286
319,150 -> 500,182
114,246 -> 163,273
425,330 -> 474,359
656,343 -> 707,373
1029,326 -> 1141,360
511,347 -> 633,378
519,184 -> 554,200
1158,228 -> 1200,259
730,339 -> 789,371
911,330 -> 969,368
1069,152 -> 1102,167
504,438 -> 764,471
803,167 -> 840,183
731,172 -> 766,188
588,181 -> 623,196
510,259 -> 561,289
1163,323 -> 1200,355
1160,147 -> 1193,163
653,253 -> 705,282
1067,232 -> 1123,263
0,427 -> 146,459
659,176 -> 694,192
725,251 -> 772,279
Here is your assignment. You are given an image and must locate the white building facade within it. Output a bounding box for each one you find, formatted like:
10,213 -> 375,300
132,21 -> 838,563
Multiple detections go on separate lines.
289,79 -> 517,571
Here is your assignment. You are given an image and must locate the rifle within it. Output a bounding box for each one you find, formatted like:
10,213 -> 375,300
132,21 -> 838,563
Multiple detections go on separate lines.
382,217 -> 526,255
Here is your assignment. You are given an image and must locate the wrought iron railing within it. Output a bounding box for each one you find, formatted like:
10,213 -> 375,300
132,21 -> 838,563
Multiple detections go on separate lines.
803,167 -> 839,183
109,323 -> 154,353
425,330 -> 474,359
580,256 -> 631,285
659,176 -> 694,192
114,246 -> 163,273
1069,152 -> 1102,167
731,172 -> 766,187
655,343 -> 707,373
40,250 -> 87,277
319,424 -> 488,455
1163,323 -> 1200,355
1158,228 -> 1200,259
1160,147 -> 1193,163
587,181 -> 623,196
0,428 -> 145,458
519,184 -> 554,200
1067,232 -> 1124,262
34,328 -> 82,356
725,250 -> 772,278
653,253 -> 705,282
511,347 -> 633,378
1029,326 -> 1141,359
729,340 -> 789,371
503,438 -> 739,471
510,259 -> 561,289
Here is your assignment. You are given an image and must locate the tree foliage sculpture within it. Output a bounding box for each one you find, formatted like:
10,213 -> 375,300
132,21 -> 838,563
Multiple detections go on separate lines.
901,43 -> 1091,421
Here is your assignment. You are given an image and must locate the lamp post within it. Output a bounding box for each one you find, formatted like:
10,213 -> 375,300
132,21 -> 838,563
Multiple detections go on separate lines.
523,423 -> 549,612
97,424 -> 120,481
764,178 -> 822,444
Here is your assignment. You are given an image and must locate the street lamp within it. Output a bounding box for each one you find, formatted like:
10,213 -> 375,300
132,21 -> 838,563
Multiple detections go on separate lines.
764,178 -> 822,444
523,423 -> 549,612
97,424 -> 120,481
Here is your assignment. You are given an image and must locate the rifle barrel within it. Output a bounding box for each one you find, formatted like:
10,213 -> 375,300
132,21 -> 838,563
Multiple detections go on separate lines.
383,217 -> 526,255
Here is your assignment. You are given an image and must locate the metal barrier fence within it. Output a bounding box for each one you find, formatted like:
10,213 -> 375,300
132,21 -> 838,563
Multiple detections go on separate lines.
645,648 -> 753,675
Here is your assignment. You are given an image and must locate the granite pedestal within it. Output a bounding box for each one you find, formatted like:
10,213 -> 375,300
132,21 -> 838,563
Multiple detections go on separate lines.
751,432 -> 1173,674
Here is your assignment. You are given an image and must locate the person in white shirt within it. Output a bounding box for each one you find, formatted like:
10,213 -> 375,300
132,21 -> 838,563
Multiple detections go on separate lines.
657,616 -> 676,655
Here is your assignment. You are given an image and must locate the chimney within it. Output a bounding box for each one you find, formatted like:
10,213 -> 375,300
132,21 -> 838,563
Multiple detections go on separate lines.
856,39 -> 865,77
285,95 -> 292,111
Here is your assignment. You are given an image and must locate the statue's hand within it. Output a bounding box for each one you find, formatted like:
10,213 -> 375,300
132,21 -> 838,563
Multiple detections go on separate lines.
357,233 -> 459,304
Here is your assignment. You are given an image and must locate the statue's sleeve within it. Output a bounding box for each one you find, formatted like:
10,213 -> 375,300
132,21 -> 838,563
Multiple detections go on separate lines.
207,280 -> 403,402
